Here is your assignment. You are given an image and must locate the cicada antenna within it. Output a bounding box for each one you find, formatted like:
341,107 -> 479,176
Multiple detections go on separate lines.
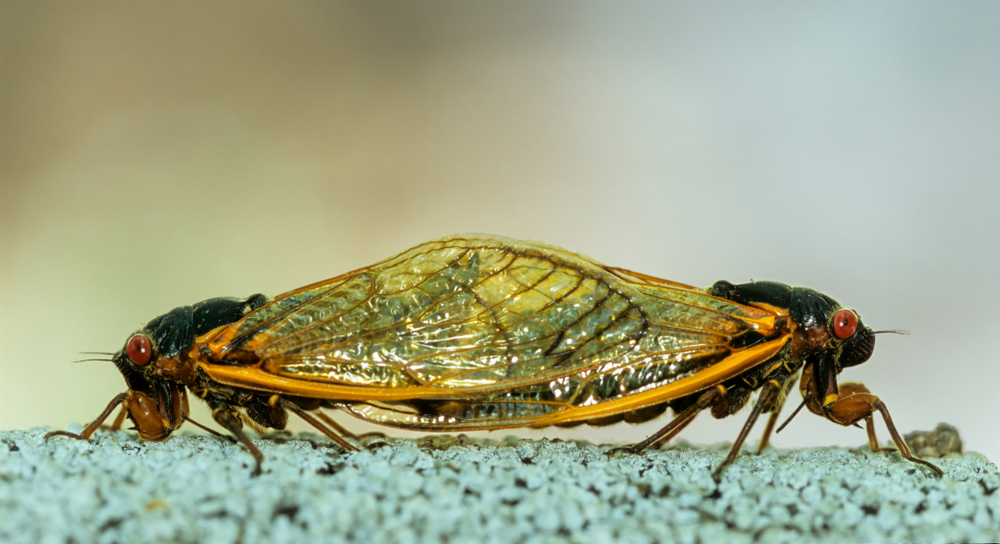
73,351 -> 115,363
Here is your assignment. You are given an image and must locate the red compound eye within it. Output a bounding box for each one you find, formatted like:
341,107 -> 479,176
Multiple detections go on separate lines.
832,309 -> 858,339
126,335 -> 152,365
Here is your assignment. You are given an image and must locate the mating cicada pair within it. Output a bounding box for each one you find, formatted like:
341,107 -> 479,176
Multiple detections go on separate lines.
49,235 -> 942,479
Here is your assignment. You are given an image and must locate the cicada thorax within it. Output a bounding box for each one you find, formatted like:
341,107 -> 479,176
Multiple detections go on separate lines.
709,280 -> 876,392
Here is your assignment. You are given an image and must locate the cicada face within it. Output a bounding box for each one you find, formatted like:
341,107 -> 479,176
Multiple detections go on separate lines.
837,319 -> 876,368
111,331 -> 188,441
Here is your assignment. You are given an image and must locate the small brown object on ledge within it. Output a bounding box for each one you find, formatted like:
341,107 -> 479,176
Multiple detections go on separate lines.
904,423 -> 963,458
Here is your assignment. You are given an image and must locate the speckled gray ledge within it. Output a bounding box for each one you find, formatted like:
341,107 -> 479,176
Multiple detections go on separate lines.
0,428 -> 996,544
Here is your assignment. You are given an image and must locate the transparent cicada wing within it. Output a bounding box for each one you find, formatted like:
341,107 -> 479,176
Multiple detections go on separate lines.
196,235 -> 785,426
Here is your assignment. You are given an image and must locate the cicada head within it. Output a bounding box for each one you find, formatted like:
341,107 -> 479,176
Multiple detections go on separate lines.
785,286 -> 879,407
110,294 -> 268,441
111,330 -> 190,441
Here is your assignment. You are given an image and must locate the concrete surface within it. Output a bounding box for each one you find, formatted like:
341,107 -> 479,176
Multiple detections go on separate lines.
0,428 -> 996,544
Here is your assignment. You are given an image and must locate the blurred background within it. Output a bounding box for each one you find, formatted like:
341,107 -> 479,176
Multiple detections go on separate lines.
2,2 -> 998,464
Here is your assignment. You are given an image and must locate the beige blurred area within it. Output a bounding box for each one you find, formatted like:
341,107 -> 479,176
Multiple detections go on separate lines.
2,3 -> 998,462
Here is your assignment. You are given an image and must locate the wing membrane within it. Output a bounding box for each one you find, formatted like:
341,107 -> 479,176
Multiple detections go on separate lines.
196,235 -> 784,419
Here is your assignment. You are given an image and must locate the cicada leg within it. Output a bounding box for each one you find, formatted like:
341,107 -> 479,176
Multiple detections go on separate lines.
45,392 -> 128,441
182,414 -> 237,442
312,410 -> 392,448
273,397 -> 360,453
862,413 -> 894,453
212,407 -> 266,477
648,409 -> 699,450
315,410 -> 359,440
712,379 -> 783,482
609,385 -> 726,455
111,403 -> 128,431
832,383 -> 893,454
822,382 -> 943,478
756,374 -> 799,453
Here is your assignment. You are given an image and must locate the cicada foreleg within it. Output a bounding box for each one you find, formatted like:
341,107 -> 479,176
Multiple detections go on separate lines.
821,382 -> 943,478
111,403 -> 128,431
829,383 -> 893,454
861,414 -> 891,453
44,392 -> 129,441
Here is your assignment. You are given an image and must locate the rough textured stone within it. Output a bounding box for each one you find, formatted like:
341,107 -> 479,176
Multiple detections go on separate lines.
1,428 -> 996,544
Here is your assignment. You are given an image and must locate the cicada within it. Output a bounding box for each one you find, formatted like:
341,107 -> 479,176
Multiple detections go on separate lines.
48,234 -> 942,479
